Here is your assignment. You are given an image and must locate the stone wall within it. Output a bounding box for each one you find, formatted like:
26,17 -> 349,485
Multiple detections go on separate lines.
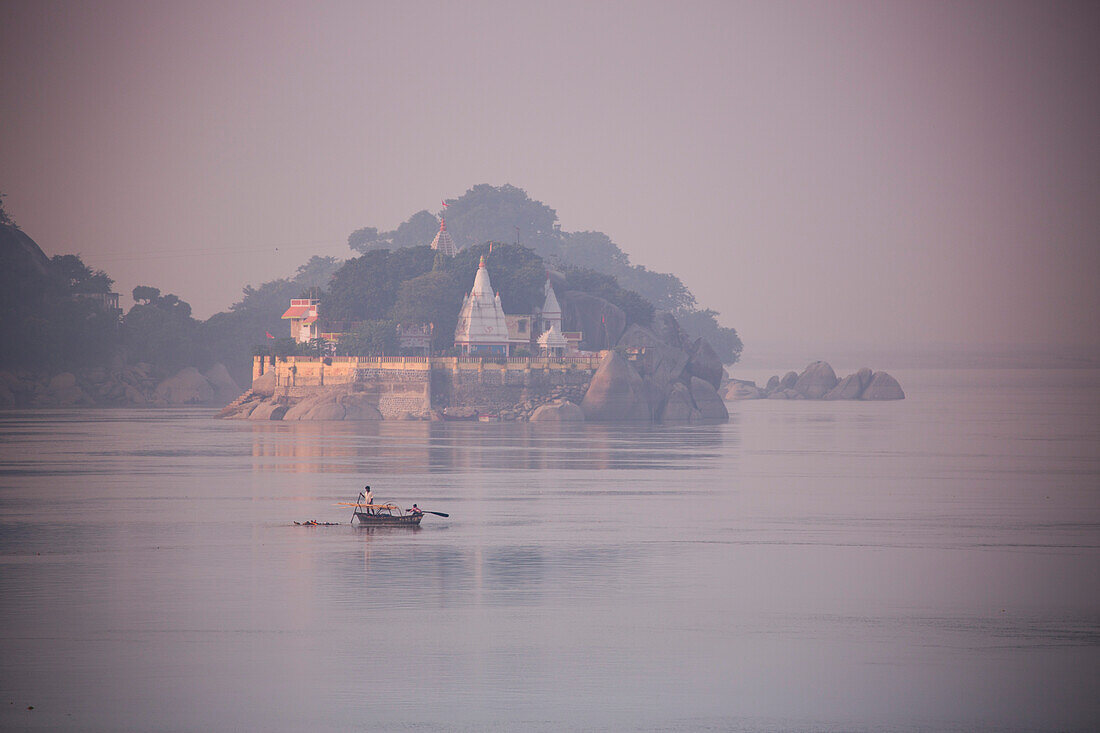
246,355 -> 598,420
432,363 -> 594,414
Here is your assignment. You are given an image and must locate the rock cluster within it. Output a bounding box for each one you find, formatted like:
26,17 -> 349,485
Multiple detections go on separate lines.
0,364 -> 241,408
580,313 -> 728,423
722,362 -> 904,401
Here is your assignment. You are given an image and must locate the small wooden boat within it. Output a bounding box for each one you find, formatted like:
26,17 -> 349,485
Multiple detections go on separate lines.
337,492 -> 448,527
353,509 -> 423,526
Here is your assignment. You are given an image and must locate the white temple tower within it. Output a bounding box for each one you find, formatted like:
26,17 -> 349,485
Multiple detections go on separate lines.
430,215 -> 458,257
538,274 -> 562,334
453,256 -> 510,355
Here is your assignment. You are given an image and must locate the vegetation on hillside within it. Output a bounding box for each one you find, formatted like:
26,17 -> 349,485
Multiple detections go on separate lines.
345,184 -> 740,361
1,184 -> 741,387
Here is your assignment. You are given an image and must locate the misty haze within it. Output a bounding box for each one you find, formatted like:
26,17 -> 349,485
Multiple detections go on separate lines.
1,1 -> 1098,731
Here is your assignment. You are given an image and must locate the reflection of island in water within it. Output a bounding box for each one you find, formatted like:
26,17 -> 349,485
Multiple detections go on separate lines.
245,420 -> 733,474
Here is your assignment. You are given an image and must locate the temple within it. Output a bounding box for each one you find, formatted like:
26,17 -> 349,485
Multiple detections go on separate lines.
429,215 -> 458,257
453,256 -> 510,355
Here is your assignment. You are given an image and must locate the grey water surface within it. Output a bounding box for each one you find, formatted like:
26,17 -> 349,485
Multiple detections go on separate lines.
1,369 -> 1098,732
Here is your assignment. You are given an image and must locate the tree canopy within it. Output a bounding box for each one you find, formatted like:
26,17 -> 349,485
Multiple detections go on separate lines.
343,183 -> 741,361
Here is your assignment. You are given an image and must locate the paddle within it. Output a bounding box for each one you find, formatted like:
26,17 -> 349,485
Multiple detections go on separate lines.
422,510 -> 449,518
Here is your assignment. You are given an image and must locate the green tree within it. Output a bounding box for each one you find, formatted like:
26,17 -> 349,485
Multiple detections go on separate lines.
673,308 -> 742,364
325,246 -> 435,321
337,320 -> 398,356
123,288 -> 207,372
391,270 -> 465,351
0,191 -> 15,227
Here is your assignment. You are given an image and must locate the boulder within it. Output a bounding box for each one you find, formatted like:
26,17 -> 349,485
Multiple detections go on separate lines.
825,367 -> 874,400
530,401 -> 585,422
580,351 -> 650,422
651,312 -> 688,350
124,385 -> 148,405
861,371 -> 905,400
281,396 -> 319,421
793,361 -> 838,399
685,338 -> 723,391
779,371 -> 799,390
155,367 -> 215,405
561,291 -> 626,351
617,323 -> 663,349
251,370 -> 277,398
689,377 -> 729,421
767,390 -> 788,399
304,400 -> 346,420
203,363 -> 242,406
53,384 -> 88,406
723,380 -> 764,400
340,393 -> 383,420
660,382 -> 700,423
765,375 -> 781,393
49,372 -> 77,391
223,401 -> 257,419
248,400 -> 287,420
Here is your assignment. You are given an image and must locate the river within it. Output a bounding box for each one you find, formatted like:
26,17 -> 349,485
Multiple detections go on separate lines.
1,368 -> 1098,731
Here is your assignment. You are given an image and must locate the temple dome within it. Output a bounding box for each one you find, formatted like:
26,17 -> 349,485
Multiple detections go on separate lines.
430,217 -> 458,257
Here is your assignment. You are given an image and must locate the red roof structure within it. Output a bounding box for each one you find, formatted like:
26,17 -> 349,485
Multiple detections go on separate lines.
281,305 -> 311,319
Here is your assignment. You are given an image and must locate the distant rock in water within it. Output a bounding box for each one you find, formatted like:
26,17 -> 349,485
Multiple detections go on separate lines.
793,361 -> 838,399
530,401 -> 584,422
824,367 -> 873,400
861,371 -> 905,400
722,380 -> 764,400
728,362 -> 904,401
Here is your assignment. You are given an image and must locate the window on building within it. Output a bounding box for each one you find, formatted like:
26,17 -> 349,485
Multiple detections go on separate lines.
518,320 -> 527,333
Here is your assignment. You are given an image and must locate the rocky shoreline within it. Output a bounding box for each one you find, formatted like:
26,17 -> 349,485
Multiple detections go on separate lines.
722,361 -> 905,401
0,363 -> 242,409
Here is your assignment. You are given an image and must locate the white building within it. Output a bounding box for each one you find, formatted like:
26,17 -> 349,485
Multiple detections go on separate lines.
430,216 -> 458,257
453,256 -> 510,355
281,298 -> 320,343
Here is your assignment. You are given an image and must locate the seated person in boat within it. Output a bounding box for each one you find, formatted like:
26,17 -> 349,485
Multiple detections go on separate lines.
409,504 -> 423,516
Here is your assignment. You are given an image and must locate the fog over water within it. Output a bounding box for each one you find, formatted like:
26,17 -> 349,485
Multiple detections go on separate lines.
1,368 -> 1098,731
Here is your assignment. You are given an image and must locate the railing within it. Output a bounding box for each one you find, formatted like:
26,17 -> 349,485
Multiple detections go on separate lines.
264,354 -> 602,369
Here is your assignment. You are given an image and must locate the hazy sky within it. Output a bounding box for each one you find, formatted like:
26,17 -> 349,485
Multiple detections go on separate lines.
2,0 -> 1097,354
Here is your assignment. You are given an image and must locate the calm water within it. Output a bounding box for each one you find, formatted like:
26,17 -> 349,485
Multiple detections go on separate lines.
1,369 -> 1098,732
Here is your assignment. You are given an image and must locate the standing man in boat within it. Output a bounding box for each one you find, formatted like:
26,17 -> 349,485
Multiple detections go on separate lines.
363,486 -> 374,515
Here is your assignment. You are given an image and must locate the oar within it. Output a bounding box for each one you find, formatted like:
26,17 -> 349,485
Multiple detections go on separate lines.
422,510 -> 449,517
